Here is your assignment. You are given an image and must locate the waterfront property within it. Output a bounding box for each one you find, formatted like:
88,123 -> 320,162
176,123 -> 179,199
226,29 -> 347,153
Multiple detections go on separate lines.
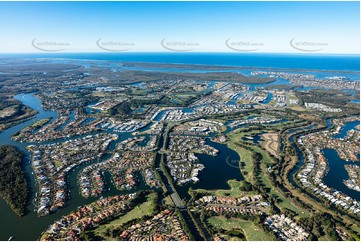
40,194 -> 137,240
296,118 -> 360,214
28,133 -> 118,216
0,54 -> 359,241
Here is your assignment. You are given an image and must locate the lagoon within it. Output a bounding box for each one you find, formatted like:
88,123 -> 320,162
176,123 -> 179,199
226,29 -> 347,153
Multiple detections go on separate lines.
176,139 -> 243,199
323,149 -> 360,200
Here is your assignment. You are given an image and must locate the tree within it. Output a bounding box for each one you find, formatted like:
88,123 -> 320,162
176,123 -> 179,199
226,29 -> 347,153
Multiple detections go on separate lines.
252,152 -> 263,162
110,102 -> 132,116
0,145 -> 28,216
239,181 -> 252,191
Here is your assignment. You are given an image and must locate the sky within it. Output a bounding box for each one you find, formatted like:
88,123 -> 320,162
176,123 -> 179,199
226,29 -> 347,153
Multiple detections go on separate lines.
0,1 -> 359,54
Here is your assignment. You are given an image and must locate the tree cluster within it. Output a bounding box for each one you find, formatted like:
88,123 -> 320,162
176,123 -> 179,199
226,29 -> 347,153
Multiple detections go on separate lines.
0,145 -> 28,216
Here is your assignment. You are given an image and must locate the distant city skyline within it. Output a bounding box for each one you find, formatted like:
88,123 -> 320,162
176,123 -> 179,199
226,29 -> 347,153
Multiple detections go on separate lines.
0,1 -> 359,54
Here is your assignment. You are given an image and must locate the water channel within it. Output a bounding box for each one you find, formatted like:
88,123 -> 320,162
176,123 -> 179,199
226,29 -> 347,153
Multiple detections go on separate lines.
0,94 -> 148,240
287,122 -> 360,201
0,93 -> 245,240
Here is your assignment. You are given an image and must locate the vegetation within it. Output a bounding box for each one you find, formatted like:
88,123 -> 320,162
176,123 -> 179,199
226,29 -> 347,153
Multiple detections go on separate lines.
0,101 -> 38,132
28,118 -> 51,129
298,213 -> 342,241
296,89 -> 353,106
13,118 -> 51,139
94,192 -> 158,239
226,118 -> 361,239
114,70 -> 276,84
110,101 -> 132,116
207,216 -> 275,241
278,127 -> 361,238
0,58 -> 359,241
192,180 -> 256,198
0,145 -> 28,216
227,140 -> 254,182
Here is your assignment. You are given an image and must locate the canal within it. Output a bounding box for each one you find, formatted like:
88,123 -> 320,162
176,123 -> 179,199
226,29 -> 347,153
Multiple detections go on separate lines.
0,93 -> 245,240
0,93 -> 147,240
323,149 -> 360,200
287,121 -> 360,202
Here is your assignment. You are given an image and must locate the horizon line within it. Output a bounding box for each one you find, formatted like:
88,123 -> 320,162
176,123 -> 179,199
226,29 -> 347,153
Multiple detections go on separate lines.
0,52 -> 359,56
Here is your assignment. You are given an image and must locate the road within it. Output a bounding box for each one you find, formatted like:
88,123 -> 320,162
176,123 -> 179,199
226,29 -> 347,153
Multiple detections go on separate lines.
154,121 -> 210,240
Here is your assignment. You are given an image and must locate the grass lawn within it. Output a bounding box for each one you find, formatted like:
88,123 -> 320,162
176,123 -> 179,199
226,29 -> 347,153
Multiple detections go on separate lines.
163,195 -> 174,206
227,236 -> 243,241
29,118 -> 51,129
53,159 -> 63,168
227,126 -> 308,219
351,224 -> 360,233
175,94 -> 198,100
289,105 -> 307,112
227,129 -> 306,212
208,216 -> 274,241
228,129 -> 260,141
219,125 -> 227,132
94,193 -> 157,237
214,180 -> 254,197
227,141 -> 254,182
91,92 -> 108,97
268,100 -> 276,106
194,180 -> 256,198
318,235 -> 331,241
251,146 -> 308,218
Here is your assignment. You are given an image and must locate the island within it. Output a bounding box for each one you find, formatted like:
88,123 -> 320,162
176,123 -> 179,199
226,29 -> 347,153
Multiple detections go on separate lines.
0,145 -> 28,216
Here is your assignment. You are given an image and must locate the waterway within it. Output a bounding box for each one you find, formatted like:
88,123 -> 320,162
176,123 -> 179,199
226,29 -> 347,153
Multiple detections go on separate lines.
0,93 -> 245,240
287,124 -> 326,184
241,132 -> 265,144
56,110 -> 75,131
287,121 -> 360,202
176,139 -> 243,199
0,93 -> 147,240
3,93 -> 357,240
323,149 -> 360,200
333,120 -> 359,139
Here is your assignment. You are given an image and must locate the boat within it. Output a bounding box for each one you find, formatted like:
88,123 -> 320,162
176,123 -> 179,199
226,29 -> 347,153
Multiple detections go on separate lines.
8,236 -> 14,241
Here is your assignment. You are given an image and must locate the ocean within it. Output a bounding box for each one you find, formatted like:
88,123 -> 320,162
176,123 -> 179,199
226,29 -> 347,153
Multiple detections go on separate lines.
1,52 -> 360,72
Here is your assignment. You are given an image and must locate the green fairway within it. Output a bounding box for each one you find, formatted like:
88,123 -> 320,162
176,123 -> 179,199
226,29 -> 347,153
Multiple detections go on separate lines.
227,127 -> 308,219
94,193 -> 157,237
227,141 -> 254,182
251,145 -> 308,218
208,216 -> 274,241
194,180 -> 256,198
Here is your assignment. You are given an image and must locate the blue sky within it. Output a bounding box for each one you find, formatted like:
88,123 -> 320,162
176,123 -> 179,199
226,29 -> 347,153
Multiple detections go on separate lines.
0,1 -> 359,53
